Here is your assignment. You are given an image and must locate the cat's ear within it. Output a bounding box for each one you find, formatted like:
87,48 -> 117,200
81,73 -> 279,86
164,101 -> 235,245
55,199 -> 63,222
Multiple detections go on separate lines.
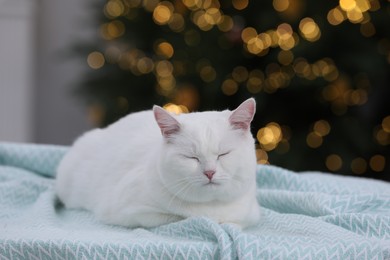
229,98 -> 256,131
153,105 -> 181,138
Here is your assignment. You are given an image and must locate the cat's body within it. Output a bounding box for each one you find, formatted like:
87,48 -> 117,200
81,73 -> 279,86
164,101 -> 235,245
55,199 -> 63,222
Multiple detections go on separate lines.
56,99 -> 261,228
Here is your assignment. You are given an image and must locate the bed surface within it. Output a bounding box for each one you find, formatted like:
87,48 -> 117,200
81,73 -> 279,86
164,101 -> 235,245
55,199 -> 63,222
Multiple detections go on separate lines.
1,142 -> 389,259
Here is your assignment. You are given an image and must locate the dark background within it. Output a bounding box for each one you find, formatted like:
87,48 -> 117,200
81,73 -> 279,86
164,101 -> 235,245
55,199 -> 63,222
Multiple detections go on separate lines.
72,0 -> 390,181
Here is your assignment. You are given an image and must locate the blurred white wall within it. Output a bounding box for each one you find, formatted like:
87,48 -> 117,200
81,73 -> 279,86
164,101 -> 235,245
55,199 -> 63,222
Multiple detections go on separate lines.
0,0 -> 35,143
0,0 -> 93,145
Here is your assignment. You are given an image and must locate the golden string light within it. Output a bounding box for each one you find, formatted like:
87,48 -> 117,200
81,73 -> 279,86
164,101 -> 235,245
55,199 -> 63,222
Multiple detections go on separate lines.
326,154 -> 343,171
87,52 -> 105,69
232,0 -> 249,10
155,41 -> 175,59
306,120 -> 331,148
374,115 -> 390,146
100,20 -> 126,40
257,122 -> 283,151
90,0 -> 389,177
246,70 -> 264,94
370,155 -> 386,172
104,0 -> 125,18
256,148 -> 269,164
163,103 -> 189,114
327,0 -> 375,26
299,18 -> 321,42
221,79 -> 238,96
273,0 -> 289,12
327,7 -> 346,25
351,157 -> 367,174
168,13 -> 186,32
153,2 -> 174,25
199,65 -> 217,83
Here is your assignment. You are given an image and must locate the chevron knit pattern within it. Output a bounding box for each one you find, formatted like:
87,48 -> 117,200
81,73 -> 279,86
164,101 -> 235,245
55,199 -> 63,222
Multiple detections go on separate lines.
0,142 -> 389,259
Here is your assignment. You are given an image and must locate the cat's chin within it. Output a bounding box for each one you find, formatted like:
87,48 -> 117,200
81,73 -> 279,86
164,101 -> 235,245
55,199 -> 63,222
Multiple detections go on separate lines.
172,182 -> 241,203
203,182 -> 221,186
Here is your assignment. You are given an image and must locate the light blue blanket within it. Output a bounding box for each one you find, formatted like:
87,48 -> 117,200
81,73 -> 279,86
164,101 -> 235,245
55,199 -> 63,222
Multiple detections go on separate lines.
1,142 -> 389,259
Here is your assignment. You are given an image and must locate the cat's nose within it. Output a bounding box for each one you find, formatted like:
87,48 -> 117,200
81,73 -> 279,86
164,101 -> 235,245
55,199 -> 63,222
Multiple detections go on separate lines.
204,170 -> 216,180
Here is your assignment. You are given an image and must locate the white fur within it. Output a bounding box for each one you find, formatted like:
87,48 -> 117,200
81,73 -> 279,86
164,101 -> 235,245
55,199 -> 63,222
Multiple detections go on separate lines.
56,99 -> 261,228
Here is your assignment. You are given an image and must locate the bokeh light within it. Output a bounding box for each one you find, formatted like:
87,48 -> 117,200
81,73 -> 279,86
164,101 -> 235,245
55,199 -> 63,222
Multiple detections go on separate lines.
77,0 -> 390,181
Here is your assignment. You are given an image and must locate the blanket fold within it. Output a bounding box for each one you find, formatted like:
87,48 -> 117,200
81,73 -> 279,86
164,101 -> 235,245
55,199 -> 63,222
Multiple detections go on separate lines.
1,142 -> 389,259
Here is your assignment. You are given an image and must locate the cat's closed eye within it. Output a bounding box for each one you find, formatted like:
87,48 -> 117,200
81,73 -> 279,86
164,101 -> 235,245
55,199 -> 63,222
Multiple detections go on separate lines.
183,155 -> 200,162
218,152 -> 230,159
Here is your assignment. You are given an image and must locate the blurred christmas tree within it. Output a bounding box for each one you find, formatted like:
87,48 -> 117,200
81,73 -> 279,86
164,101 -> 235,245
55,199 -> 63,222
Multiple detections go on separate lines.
75,0 -> 390,181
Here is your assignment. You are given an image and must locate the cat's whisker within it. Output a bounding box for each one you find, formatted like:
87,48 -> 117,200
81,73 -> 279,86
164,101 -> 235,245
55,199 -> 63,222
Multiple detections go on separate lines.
166,182 -> 193,211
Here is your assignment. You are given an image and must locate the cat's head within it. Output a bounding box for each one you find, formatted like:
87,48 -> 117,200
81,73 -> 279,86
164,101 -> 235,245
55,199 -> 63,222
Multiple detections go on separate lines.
153,98 -> 257,203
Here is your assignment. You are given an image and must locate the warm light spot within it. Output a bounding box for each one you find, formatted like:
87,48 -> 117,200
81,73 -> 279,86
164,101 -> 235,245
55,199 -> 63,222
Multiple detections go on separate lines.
155,41 -> 174,59
369,155 -> 385,172
259,33 -> 272,48
87,51 -> 105,69
374,128 -> 390,146
155,60 -> 174,77
137,57 -> 154,74
246,70 -> 264,94
356,0 -> 371,12
257,123 -> 283,151
256,149 -> 269,164
105,0 -> 125,18
351,157 -> 367,174
163,103 -> 188,114
382,116 -> 390,133
232,0 -> 249,10
299,17 -> 321,42
200,66 -> 217,82
339,0 -> 356,11
182,0 -> 202,10
273,0 -> 289,12
156,75 -> 176,95
327,7 -> 345,26
100,20 -> 126,40
217,15 -> 234,32
276,23 -> 296,50
247,37 -> 264,54
204,8 -> 222,25
169,13 -> 185,32
326,154 -> 343,171
348,89 -> 368,105
153,3 -> 173,25
267,30 -> 279,47
346,8 -> 364,23
277,23 -> 293,40
221,79 -> 238,96
306,132 -> 323,148
313,120 -> 331,136
192,10 -> 213,31
241,27 -> 258,43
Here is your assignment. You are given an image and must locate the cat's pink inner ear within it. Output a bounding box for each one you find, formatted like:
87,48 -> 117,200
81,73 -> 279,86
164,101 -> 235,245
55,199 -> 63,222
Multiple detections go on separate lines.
229,98 -> 256,131
153,106 -> 181,138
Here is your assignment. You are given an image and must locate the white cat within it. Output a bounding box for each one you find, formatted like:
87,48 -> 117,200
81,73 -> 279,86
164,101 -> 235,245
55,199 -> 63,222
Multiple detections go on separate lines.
56,98 -> 261,228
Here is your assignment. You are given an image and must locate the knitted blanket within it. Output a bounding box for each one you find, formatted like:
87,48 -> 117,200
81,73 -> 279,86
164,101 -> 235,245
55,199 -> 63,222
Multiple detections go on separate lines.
1,142 -> 389,259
